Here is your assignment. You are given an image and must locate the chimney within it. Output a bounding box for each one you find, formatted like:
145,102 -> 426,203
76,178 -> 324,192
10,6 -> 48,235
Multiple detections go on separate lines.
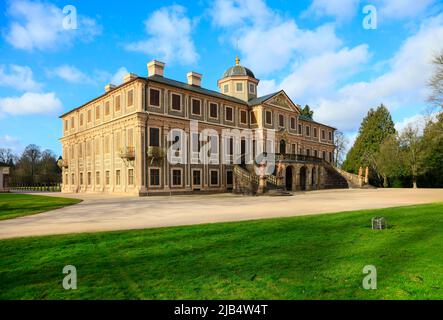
147,60 -> 165,77
104,84 -> 116,92
123,73 -> 138,83
187,71 -> 202,87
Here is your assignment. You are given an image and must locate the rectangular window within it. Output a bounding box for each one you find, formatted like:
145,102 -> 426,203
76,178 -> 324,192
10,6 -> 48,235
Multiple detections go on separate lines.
64,120 -> 68,131
79,143 -> 83,158
150,168 -> 160,186
105,171 -> 110,185
115,131 -> 121,152
210,170 -> 219,186
265,110 -> 272,125
95,105 -> 100,120
249,83 -> 255,94
209,103 -> 218,118
172,169 -> 182,186
192,133 -> 200,153
115,95 -> 121,112
127,89 -> 134,107
314,150 -> 318,158
298,124 -> 302,134
95,138 -> 100,155
71,117 -> 75,130
240,110 -> 247,124
80,114 -> 84,126
115,170 -> 121,185
87,109 -> 92,122
291,144 -> 296,154
329,131 -> 333,141
191,98 -> 201,115
192,170 -> 201,186
223,84 -> 229,93
321,130 -> 326,140
171,93 -> 181,111
149,88 -> 160,107
329,152 -> 333,162
236,82 -> 243,92
228,137 -> 233,156
306,149 -> 311,156
322,151 -> 326,159
95,171 -> 100,185
80,172 -> 83,185
306,126 -> 310,136
87,172 -> 91,185
149,127 -> 160,147
105,101 -> 110,116
290,117 -> 296,130
127,128 -> 134,147
128,169 -> 134,185
104,136 -> 110,154
279,114 -> 284,127
65,173 -> 68,185
225,106 -> 233,121
314,128 -> 318,138
71,173 -> 75,185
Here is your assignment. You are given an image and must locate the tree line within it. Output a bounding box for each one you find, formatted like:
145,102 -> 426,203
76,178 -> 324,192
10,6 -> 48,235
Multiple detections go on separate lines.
0,144 -> 61,186
342,51 -> 443,188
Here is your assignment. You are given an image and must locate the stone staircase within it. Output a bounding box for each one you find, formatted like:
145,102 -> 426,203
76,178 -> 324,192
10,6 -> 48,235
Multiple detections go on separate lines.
323,164 -> 350,189
233,164 -> 289,195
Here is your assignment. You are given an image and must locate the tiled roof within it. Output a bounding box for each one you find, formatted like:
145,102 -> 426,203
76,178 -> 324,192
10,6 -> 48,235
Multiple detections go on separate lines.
148,75 -> 247,105
247,92 -> 280,106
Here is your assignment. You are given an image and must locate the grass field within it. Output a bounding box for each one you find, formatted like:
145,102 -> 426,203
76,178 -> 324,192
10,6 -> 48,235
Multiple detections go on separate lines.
0,202 -> 442,299
0,193 -> 81,221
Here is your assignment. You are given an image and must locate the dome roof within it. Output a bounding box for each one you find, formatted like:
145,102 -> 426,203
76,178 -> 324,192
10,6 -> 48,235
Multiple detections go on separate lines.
221,57 -> 256,79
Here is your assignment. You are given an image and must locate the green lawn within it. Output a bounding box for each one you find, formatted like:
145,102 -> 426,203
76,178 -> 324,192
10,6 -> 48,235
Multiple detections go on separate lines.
0,193 -> 81,220
0,202 -> 442,300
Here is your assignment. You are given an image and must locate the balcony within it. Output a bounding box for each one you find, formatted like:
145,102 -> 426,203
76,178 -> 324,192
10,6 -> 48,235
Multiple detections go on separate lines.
147,146 -> 166,159
119,147 -> 135,160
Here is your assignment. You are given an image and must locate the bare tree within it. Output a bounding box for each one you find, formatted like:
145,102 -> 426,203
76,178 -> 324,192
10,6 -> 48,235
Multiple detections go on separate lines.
22,144 -> 42,184
333,131 -> 349,167
429,51 -> 443,108
399,125 -> 424,188
0,148 -> 16,165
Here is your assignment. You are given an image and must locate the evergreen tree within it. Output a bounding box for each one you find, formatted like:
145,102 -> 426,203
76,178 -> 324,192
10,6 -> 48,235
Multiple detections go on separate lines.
342,104 -> 396,177
301,105 -> 314,119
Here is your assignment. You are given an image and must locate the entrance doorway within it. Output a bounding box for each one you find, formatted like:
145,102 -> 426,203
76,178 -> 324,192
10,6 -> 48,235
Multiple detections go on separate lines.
280,140 -> 286,154
285,166 -> 293,191
300,166 -> 307,190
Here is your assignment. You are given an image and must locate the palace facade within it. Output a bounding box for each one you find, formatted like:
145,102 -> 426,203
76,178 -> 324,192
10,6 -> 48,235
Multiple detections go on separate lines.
60,58 -> 339,195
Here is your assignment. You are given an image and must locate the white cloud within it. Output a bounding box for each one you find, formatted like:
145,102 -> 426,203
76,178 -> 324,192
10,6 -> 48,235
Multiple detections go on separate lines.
375,0 -> 436,20
4,0 -> 101,51
47,65 -> 93,84
210,0 -> 273,28
311,13 -> 443,131
0,135 -> 22,153
0,64 -> 41,91
126,5 -> 198,65
210,0 -> 342,75
0,92 -> 62,116
110,67 -> 129,85
302,0 -> 360,22
277,45 -> 370,100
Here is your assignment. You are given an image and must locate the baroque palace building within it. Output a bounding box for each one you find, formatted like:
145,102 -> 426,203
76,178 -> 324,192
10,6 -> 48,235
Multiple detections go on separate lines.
60,58 -> 343,196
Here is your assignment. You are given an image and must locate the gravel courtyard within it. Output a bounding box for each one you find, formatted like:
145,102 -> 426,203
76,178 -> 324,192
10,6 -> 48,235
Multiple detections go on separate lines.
1,188 -> 442,239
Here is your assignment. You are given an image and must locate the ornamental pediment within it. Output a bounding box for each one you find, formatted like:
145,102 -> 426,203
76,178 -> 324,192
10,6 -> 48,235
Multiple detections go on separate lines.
267,91 -> 300,113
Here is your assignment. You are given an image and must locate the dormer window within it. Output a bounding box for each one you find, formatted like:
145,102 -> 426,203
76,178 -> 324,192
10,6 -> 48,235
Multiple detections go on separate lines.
249,83 -> 255,94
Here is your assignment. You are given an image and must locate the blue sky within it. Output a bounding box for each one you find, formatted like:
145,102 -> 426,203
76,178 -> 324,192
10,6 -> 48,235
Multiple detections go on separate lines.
0,0 -> 442,155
